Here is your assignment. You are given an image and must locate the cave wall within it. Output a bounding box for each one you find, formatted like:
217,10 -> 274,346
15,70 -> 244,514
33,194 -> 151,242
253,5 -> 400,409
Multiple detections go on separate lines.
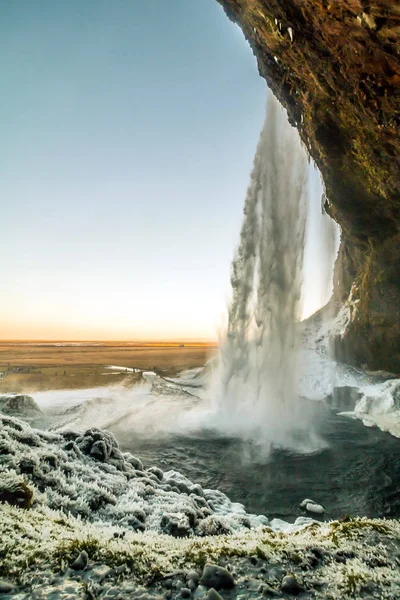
217,0 -> 400,372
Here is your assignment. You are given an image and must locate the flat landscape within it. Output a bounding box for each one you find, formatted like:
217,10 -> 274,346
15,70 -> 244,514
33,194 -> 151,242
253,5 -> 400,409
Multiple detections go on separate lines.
0,342 -> 217,393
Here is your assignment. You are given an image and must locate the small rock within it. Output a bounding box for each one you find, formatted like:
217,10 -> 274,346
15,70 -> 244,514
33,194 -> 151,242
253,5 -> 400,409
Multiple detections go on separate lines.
200,563 -> 235,590
299,498 -> 325,514
281,574 -> 303,595
187,579 -> 197,592
180,588 -> 191,598
70,550 -> 88,571
186,570 -> 199,585
206,590 -> 223,600
0,580 -> 15,594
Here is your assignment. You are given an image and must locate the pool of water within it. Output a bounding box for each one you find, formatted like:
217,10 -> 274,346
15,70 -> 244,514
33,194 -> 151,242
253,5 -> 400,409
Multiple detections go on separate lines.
115,405 -> 400,522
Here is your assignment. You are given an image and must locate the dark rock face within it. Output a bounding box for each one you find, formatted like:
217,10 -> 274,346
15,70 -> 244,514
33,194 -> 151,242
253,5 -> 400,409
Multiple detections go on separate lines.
217,0 -> 400,372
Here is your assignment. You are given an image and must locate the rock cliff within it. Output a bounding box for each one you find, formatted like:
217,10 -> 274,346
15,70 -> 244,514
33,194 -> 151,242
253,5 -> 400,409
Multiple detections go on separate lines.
217,0 -> 400,372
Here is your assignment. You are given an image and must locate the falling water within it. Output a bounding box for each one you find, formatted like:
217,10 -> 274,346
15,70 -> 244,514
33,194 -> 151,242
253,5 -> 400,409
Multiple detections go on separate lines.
211,91 -> 323,454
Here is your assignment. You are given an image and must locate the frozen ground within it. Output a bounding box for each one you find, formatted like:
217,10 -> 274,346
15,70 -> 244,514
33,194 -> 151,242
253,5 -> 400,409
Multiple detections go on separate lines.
1,412 -> 400,599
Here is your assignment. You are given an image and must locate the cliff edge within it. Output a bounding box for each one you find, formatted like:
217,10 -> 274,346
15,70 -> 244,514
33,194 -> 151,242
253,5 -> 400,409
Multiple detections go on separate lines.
217,0 -> 400,371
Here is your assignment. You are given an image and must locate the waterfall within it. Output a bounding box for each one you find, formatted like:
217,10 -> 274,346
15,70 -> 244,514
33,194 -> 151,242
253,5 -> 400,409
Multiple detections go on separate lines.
211,90 -> 323,454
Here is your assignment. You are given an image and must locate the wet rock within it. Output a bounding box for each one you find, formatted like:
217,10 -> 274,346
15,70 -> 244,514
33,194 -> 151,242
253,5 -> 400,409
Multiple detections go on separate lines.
70,550 -> 88,571
187,579 -> 197,592
180,588 -> 191,598
206,589 -> 223,600
0,474 -> 33,508
0,580 -> 15,594
299,498 -> 326,515
281,574 -> 303,595
200,563 -> 235,590
186,571 -> 199,585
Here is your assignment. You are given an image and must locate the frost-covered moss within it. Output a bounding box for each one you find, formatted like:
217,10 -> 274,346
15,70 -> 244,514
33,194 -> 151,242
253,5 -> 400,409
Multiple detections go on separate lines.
1,413 -> 400,598
1,504 -> 400,598
0,414 -> 268,536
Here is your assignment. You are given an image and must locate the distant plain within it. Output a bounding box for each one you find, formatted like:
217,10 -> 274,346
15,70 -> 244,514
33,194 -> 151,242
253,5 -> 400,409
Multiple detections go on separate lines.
0,341 -> 216,393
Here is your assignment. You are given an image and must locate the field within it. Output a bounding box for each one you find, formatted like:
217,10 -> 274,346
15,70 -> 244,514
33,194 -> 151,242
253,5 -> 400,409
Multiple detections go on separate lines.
0,342 -> 217,394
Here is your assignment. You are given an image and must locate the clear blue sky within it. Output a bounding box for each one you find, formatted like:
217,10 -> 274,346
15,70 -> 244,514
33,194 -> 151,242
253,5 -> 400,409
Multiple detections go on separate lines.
1,0 -> 268,340
1,0 -> 336,341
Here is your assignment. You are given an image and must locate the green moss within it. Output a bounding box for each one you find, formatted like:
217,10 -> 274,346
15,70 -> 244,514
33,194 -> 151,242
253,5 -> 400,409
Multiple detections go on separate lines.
329,517 -> 390,541
343,569 -> 366,597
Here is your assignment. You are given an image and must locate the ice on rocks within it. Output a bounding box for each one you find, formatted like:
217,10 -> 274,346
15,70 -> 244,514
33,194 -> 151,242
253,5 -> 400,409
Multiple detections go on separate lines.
0,414 -> 272,535
339,378 -> 400,438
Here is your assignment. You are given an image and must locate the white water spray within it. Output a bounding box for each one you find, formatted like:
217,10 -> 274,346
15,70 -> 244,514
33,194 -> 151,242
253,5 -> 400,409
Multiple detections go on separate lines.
211,91 -> 323,453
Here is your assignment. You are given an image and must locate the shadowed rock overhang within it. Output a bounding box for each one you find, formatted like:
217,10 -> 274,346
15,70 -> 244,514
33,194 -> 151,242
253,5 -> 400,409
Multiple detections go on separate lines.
217,0 -> 400,372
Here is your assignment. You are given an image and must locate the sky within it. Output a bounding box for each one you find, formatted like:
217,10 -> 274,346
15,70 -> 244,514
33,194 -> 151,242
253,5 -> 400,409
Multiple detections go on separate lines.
1,0 -> 337,341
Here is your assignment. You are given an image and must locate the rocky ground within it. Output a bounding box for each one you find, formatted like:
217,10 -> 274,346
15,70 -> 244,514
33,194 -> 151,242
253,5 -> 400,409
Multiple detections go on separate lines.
1,412 -> 400,599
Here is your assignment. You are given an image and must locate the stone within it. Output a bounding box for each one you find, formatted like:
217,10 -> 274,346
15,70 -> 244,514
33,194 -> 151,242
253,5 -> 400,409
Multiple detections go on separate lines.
0,580 -> 15,594
180,588 -> 191,598
70,550 -> 88,571
186,570 -> 199,584
206,590 -> 223,600
299,498 -> 326,514
200,563 -> 235,590
281,574 -> 303,595
187,579 -> 197,592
